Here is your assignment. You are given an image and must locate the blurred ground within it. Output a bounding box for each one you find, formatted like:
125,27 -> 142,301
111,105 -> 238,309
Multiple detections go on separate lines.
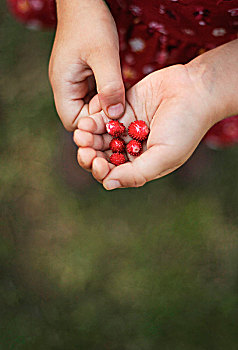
0,1 -> 238,349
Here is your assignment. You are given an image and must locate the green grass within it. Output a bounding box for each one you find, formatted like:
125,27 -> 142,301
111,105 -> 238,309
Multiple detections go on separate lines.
0,2 -> 238,349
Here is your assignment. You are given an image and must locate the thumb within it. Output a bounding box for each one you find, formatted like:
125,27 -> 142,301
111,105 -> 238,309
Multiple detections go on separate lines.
87,45 -> 125,119
102,144 -> 189,190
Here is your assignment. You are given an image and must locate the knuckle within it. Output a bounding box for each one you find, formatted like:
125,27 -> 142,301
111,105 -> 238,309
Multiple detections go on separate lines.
61,117 -> 74,132
64,123 -> 74,132
100,82 -> 125,98
53,104 -> 72,131
135,177 -> 146,188
54,101 -> 76,132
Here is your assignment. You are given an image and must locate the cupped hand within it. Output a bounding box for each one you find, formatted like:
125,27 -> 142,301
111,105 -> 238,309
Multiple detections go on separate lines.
49,0 -> 125,132
74,64 -> 217,190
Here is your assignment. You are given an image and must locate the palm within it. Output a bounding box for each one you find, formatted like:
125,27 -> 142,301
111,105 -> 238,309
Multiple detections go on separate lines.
74,65 -> 211,188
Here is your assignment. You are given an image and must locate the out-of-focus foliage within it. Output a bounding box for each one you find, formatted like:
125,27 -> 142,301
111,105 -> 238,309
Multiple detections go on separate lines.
0,1 -> 238,349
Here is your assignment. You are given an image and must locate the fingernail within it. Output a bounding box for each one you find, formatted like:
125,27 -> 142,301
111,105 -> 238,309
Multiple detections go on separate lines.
104,180 -> 121,190
108,103 -> 124,118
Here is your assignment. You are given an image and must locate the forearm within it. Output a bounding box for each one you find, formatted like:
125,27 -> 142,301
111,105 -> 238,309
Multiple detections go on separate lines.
186,39 -> 238,124
54,0 -> 116,56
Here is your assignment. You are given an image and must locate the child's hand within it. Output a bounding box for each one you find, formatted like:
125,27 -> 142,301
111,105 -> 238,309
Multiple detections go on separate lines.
49,0 -> 125,131
73,40 -> 238,189
73,64 -> 215,189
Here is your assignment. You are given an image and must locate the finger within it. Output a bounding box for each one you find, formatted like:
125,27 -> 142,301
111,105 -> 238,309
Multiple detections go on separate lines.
74,129 -> 112,150
78,100 -> 136,137
113,101 -> 136,134
77,147 -> 107,170
88,94 -> 101,115
87,44 -> 125,119
77,147 -> 96,170
49,63 -> 93,131
92,157 -> 114,183
77,113 -> 109,134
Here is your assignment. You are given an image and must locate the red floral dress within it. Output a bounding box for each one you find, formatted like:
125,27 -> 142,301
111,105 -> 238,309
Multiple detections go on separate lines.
7,0 -> 238,147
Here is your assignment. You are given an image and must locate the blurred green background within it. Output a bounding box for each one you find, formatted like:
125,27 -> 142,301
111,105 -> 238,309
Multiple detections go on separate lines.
0,2 -> 238,349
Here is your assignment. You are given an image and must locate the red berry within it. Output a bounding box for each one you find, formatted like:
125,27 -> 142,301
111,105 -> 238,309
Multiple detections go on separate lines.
106,120 -> 126,137
128,120 -> 150,141
126,140 -> 142,156
110,153 -> 126,166
109,138 -> 125,153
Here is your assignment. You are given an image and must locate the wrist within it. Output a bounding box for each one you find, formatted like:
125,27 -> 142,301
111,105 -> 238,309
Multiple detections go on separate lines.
185,59 -> 226,127
186,40 -> 238,126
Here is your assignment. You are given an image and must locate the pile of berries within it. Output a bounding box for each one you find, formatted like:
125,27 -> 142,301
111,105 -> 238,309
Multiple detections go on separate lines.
106,120 -> 150,166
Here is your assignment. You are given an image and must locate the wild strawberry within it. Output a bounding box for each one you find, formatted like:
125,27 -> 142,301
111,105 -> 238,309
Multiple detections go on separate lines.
110,153 -> 126,166
106,120 -> 125,137
126,140 -> 142,156
128,120 -> 150,141
109,138 -> 125,153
